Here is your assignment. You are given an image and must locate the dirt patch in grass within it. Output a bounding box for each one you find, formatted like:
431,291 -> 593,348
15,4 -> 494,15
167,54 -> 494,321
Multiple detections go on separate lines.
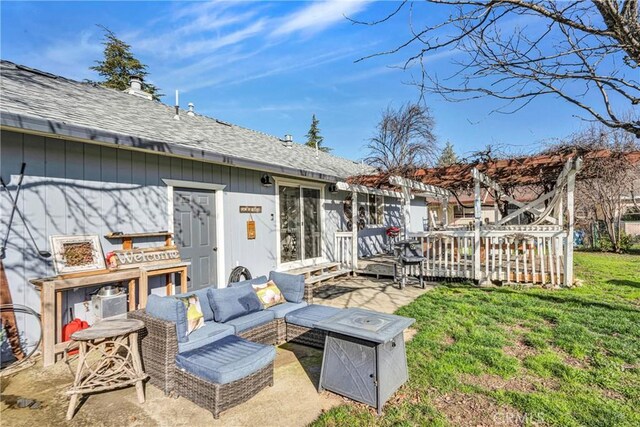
432,391 -> 529,426
442,335 -> 456,346
561,353 -> 589,369
551,347 -> 590,369
404,328 -> 418,342
504,324 -> 533,335
501,324 -> 539,360
600,388 -> 626,401
460,373 -> 559,393
503,339 -> 538,360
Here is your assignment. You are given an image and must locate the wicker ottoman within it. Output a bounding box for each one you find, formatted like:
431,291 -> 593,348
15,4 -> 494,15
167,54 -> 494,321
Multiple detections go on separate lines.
174,335 -> 275,418
285,304 -> 342,349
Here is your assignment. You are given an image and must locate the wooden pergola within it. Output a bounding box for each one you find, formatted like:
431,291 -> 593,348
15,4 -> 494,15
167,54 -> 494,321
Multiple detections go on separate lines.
334,150 -> 606,287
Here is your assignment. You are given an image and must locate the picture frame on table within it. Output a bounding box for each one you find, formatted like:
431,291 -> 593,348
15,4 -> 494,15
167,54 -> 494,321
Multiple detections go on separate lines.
49,234 -> 106,275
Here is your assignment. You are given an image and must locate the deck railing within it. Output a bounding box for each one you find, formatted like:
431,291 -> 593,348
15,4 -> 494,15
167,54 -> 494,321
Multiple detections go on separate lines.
334,231 -> 355,270
332,225 -> 568,285
410,226 -> 567,285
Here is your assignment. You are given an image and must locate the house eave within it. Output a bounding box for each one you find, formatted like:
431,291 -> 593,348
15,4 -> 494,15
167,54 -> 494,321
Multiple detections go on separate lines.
0,111 -> 342,184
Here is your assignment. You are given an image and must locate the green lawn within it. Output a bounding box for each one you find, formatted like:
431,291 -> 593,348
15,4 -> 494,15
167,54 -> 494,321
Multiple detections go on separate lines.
312,252 -> 640,427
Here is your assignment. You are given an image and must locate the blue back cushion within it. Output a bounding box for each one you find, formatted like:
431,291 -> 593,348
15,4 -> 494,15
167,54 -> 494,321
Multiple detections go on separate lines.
228,275 -> 268,289
172,287 -> 214,322
145,294 -> 189,343
269,271 -> 305,303
207,285 -> 263,323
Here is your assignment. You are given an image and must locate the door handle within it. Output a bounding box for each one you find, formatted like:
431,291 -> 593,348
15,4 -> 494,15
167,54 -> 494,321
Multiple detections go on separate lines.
213,247 -> 218,252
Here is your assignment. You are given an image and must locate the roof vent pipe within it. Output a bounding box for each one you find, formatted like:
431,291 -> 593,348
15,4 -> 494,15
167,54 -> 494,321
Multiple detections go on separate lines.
124,75 -> 152,100
174,90 -> 180,121
283,134 -> 293,148
187,102 -> 195,116
129,75 -> 143,91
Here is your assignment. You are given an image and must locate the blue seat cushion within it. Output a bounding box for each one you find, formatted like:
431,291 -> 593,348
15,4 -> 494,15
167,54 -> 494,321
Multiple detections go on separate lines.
224,310 -> 275,333
172,287 -> 214,322
208,285 -> 263,323
285,304 -> 342,329
175,335 -> 276,385
177,321 -> 235,354
145,294 -> 189,343
269,271 -> 305,303
266,301 -> 308,319
228,275 -> 268,289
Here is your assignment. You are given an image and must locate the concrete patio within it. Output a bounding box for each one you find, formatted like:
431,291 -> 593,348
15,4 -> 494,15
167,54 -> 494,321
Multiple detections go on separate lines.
0,276 -> 433,427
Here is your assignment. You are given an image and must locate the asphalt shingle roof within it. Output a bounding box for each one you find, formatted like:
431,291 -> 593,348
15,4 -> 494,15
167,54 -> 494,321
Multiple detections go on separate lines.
0,60 -> 374,180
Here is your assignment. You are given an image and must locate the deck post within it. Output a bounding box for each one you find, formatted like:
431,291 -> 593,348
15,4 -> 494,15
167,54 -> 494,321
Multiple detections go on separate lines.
472,169 -> 482,283
351,192 -> 358,271
441,197 -> 449,226
402,186 -> 412,239
563,164 -> 577,286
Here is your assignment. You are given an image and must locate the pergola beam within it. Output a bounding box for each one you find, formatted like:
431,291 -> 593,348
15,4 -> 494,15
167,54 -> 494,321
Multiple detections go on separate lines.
388,176 -> 451,198
472,168 -> 504,195
335,182 -> 405,198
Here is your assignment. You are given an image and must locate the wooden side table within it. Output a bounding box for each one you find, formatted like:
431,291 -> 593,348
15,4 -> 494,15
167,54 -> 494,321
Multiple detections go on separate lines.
138,261 -> 190,307
31,269 -> 142,367
66,318 -> 147,420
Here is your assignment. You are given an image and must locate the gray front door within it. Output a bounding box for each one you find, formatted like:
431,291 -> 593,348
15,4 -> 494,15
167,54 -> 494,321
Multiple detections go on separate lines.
173,188 -> 217,290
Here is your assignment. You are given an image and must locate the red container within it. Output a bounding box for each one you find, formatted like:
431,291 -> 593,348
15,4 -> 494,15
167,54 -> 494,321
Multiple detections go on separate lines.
62,318 -> 89,355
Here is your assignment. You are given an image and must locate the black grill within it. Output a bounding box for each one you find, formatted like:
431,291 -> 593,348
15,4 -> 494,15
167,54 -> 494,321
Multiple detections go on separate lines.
393,240 -> 425,289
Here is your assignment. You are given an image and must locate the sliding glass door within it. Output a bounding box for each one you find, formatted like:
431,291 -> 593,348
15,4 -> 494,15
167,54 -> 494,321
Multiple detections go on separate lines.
279,184 -> 322,265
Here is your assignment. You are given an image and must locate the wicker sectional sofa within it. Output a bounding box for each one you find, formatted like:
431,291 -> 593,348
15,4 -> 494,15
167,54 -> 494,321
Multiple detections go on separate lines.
129,271 -> 341,419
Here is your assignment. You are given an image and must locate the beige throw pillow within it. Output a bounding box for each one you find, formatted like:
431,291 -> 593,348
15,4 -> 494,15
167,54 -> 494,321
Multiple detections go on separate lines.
252,280 -> 285,309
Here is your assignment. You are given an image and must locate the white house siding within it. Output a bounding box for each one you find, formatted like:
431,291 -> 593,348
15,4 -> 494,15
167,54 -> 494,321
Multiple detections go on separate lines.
623,221 -> 640,236
410,197 -> 428,232
357,197 -> 402,257
323,191 -> 347,262
322,191 -> 404,258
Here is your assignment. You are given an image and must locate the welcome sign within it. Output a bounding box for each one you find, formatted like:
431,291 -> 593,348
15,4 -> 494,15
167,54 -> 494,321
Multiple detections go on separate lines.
108,246 -> 181,269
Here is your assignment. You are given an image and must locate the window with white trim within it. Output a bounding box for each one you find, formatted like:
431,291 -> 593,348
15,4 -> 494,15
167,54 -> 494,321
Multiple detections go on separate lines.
453,205 -> 474,219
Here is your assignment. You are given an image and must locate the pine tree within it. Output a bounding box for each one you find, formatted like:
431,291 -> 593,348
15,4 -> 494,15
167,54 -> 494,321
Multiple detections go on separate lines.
305,114 -> 331,153
437,141 -> 458,167
90,26 -> 162,100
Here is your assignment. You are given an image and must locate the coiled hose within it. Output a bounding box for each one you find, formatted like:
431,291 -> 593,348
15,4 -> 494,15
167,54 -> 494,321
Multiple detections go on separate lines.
0,303 -> 42,369
228,266 -> 252,284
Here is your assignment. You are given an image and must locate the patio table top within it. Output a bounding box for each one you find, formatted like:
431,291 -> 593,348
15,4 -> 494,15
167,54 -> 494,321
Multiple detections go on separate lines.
315,307 -> 415,344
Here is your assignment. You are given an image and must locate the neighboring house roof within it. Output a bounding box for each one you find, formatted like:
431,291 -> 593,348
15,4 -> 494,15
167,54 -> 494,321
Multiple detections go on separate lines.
0,60 -> 374,181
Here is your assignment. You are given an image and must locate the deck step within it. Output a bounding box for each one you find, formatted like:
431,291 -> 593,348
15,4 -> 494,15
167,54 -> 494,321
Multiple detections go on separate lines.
305,269 -> 351,285
287,262 -> 341,278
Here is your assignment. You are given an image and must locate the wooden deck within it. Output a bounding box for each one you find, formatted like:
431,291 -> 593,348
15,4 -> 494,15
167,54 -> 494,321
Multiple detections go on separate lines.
355,253 -> 563,284
356,255 -> 395,278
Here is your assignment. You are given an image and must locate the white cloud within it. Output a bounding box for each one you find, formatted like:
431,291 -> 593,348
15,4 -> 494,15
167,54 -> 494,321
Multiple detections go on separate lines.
8,1 -> 372,103
180,19 -> 267,57
271,0 -> 369,37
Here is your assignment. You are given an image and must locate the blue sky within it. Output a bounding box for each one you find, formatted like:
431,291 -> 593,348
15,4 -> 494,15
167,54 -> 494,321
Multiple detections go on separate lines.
0,1 -> 611,162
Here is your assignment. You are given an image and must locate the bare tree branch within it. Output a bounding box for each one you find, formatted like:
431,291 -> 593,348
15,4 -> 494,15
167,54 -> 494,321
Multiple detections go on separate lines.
545,124 -> 640,251
365,103 -> 439,172
354,0 -> 640,137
